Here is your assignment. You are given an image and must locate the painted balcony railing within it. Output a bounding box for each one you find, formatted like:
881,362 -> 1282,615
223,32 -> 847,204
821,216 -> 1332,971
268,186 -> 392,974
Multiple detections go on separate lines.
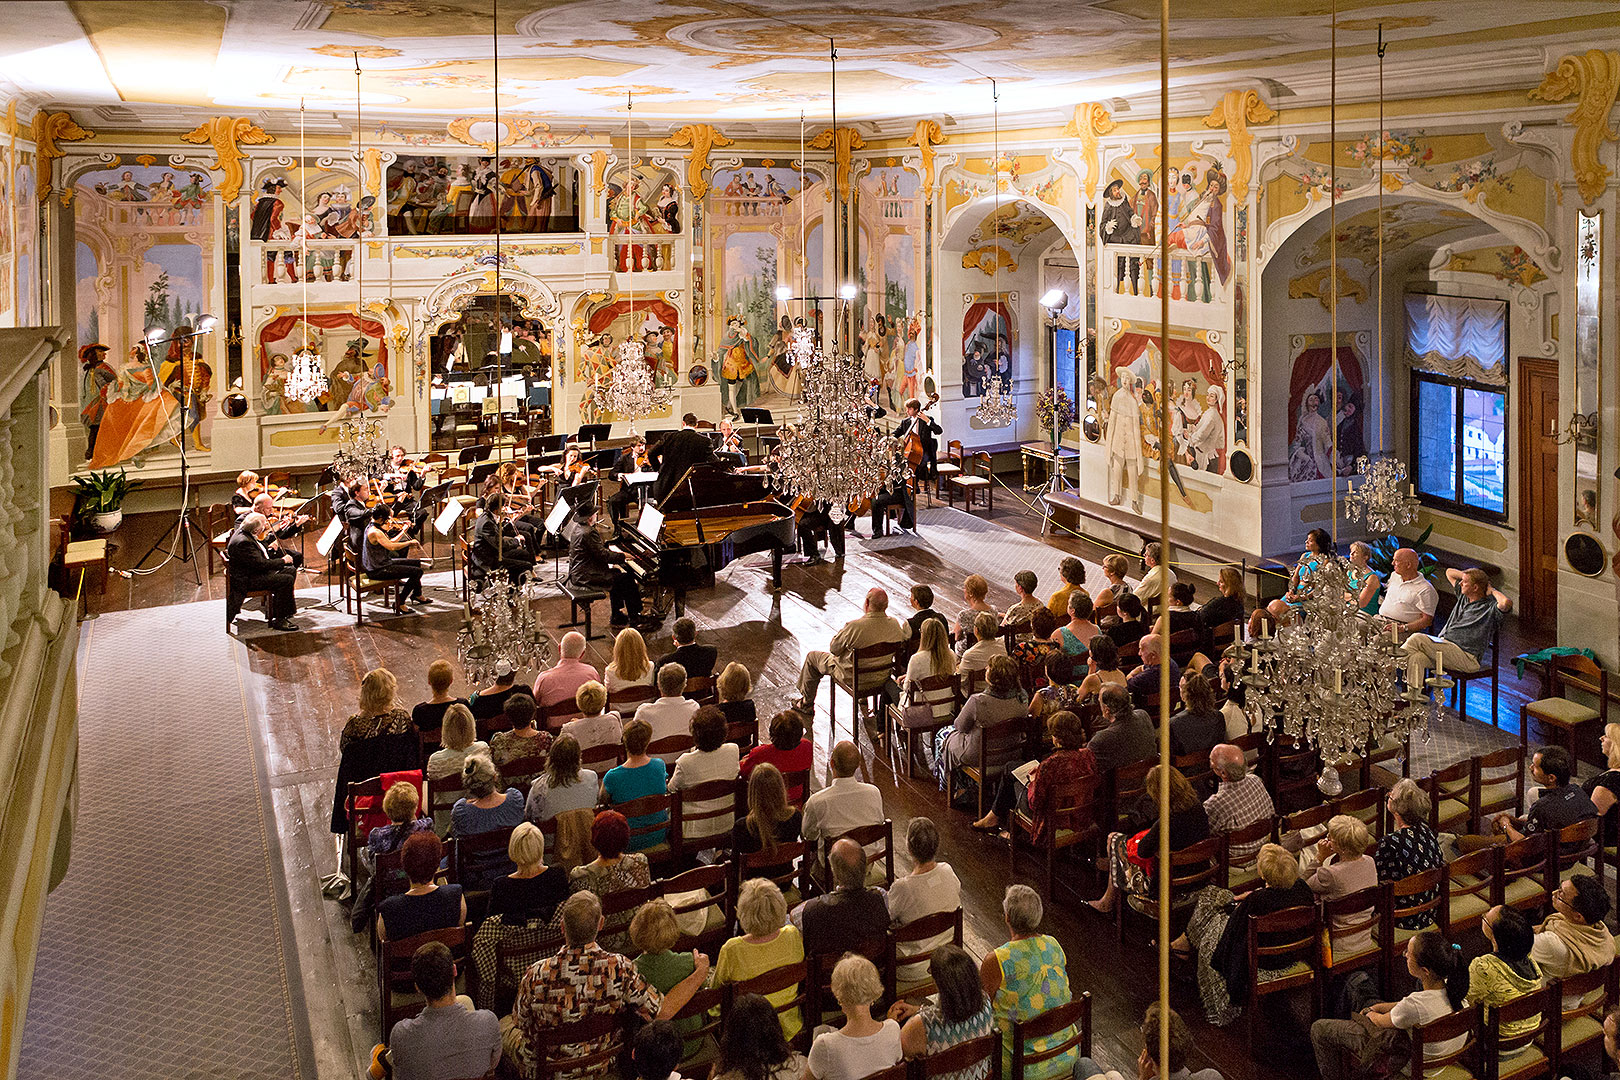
1100,243 -> 1220,304
709,193 -> 794,218
611,236 -> 678,273
77,192 -> 207,229
874,197 -> 914,221
255,239 -> 362,285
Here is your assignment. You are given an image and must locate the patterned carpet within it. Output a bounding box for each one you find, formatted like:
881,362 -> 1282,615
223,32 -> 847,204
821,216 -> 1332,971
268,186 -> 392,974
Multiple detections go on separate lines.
17,607 -> 313,1080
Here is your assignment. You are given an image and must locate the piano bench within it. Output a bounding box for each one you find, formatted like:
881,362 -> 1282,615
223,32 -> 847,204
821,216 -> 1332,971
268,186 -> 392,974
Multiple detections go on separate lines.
559,584 -> 609,641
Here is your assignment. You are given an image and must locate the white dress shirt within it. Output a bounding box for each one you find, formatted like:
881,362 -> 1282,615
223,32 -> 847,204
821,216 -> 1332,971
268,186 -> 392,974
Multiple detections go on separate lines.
801,775 -> 885,843
634,695 -> 701,762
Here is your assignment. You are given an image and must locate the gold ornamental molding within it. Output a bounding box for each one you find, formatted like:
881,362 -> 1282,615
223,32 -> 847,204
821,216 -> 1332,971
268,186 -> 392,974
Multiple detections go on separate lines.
446,116 -> 539,152
360,148 -> 384,201
962,245 -> 1017,276
906,119 -> 946,201
1061,103 -> 1116,201
179,117 -> 274,203
31,111 -> 95,201
1288,265 -> 1368,311
664,124 -> 735,200
2,100 -> 16,140
587,149 -> 610,195
1529,49 -> 1620,206
809,125 -> 867,202
1201,89 -> 1275,203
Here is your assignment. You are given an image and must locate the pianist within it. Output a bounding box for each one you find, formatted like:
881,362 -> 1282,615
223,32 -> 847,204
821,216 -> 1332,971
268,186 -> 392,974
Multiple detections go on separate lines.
471,492 -> 537,582
649,413 -> 717,504
567,503 -> 655,631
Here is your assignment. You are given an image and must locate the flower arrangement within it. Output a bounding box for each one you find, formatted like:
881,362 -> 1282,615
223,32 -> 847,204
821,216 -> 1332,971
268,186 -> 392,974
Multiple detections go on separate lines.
1433,158 -> 1512,201
1347,129 -> 1432,168
1035,386 -> 1076,438
1296,166 -> 1348,201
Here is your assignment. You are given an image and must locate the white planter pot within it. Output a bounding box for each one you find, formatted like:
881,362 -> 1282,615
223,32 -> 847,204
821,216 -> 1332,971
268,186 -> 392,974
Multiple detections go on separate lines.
89,510 -> 122,534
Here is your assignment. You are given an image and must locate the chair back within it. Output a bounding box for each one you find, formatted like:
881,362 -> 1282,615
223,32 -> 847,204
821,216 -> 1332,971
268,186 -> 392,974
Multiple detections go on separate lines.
920,1032 -> 1002,1080
1444,846 -> 1500,935
579,740 -> 625,776
903,673 -> 961,727
726,717 -> 760,753
379,924 -> 468,1037
729,960 -> 810,1051
1473,746 -> 1525,822
672,777 -> 741,852
1484,982 -> 1556,1075
1500,832 -> 1553,913
493,918 -> 562,1014
607,683 -> 657,712
670,982 -> 726,1071
1170,749 -> 1213,793
1010,994 -> 1092,1080
852,640 -> 905,694
807,938 -> 895,1025
660,862 -> 732,955
450,825 -> 517,887
1408,1003 -> 1480,1080
647,732 -> 697,761
373,846 -> 412,907
826,819 -> 895,887
500,744 -> 550,792
729,840 -> 808,920
891,907 -> 965,998
1277,801 -> 1335,845
1107,758 -> 1156,832
975,714 -> 1028,780
683,675 -> 717,705
1551,654 -> 1610,722
1333,786 -> 1387,838
1320,884 -> 1382,969
1246,904 -> 1319,978
1167,834 -> 1225,897
1388,865 -> 1448,934
1223,818 -> 1275,892
1555,818 -> 1601,880
960,667 -> 989,699
610,792 -> 674,861
598,880 -> 658,952
780,768 -> 813,808
425,774 -> 468,820
1420,759 -> 1473,832
532,1010 -> 622,1080
1555,962 -> 1612,1042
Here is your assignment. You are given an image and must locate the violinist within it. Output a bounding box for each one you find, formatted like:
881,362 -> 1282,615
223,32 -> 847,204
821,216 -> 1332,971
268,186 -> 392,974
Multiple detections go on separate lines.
542,444 -> 594,485
381,445 -> 430,534
249,492 -> 311,568
232,471 -> 260,517
894,396 -> 941,482
362,504 -> 429,614
337,475 -> 377,554
608,433 -> 652,523
471,492 -> 537,581
718,419 -> 744,456
484,465 -> 545,542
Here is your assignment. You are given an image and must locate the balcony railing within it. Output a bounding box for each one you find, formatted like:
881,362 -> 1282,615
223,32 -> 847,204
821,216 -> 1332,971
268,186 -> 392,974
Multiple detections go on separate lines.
255,239 -> 360,285
1100,243 -> 1220,304
612,236 -> 679,273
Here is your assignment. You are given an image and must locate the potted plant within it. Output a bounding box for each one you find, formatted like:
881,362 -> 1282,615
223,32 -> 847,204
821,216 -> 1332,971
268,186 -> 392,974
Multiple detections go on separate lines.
71,468 -> 141,534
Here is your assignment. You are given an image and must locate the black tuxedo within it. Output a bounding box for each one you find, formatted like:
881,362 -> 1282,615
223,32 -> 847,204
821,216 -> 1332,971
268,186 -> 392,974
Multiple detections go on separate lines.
797,502 -> 846,561
895,412 -> 941,480
471,511 -> 534,580
609,448 -> 653,522
226,530 -> 297,621
650,427 -> 716,503
567,519 -> 641,620
653,642 -> 718,680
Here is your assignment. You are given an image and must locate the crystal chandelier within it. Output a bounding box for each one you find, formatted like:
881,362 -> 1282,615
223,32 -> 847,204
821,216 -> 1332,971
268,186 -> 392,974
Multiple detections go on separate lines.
592,342 -> 673,419
334,415 -> 388,481
973,376 -> 1017,428
284,348 -> 329,403
456,570 -> 555,685
1345,454 -> 1418,535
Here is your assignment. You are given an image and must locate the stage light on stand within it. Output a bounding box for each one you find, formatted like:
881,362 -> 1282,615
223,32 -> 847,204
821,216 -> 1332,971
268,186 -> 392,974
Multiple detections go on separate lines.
193,313 -> 219,334
838,283 -> 858,301
1039,289 -> 1069,311
775,284 -> 793,302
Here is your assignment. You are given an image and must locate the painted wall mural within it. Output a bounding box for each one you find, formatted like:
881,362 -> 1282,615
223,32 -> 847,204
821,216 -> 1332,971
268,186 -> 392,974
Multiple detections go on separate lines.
17,153 -> 39,326
384,154 -> 578,235
573,294 -> 679,424
250,161 -> 374,284
258,312 -> 390,424
1285,337 -> 1367,482
607,162 -> 680,234
0,146 -> 12,327
1098,159 -> 1231,301
1107,331 -> 1229,476
961,297 -> 1012,399
857,165 -> 923,411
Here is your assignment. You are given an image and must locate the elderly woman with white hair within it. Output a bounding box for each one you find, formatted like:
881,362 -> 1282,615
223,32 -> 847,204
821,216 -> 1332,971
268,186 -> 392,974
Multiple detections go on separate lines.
714,878 -> 806,1041
1376,778 -> 1444,930
1307,814 -> 1379,957
806,954 -> 904,1080
980,885 -> 1079,1080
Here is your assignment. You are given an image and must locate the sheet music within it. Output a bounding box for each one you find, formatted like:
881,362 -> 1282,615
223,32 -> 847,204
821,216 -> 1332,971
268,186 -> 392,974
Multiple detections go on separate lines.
315,517 -> 342,557
636,504 -> 664,542
624,471 -> 659,485
544,495 -> 573,535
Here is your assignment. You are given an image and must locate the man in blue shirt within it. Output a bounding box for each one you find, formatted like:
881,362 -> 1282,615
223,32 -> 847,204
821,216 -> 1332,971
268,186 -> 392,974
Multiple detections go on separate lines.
1401,567 -> 1510,689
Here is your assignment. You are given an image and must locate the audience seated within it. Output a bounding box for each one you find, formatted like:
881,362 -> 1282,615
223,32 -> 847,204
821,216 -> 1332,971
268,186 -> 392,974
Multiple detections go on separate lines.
559,681 -> 623,760
791,588 -> 908,714
976,710 -> 1096,838
488,821 -> 569,924
1305,815 -> 1379,957
606,627 -> 655,692
632,1021 -> 686,1080
1013,608 -> 1061,670
637,663 -> 702,762
742,712 -> 814,803
1457,745 -> 1597,851
655,617 -> 719,680
504,890 -> 707,1080
982,884 -> 1079,1079
1093,555 -> 1130,611
1377,547 -> 1439,637
1375,779 -> 1444,930
1168,672 -> 1225,758
532,631 -> 600,715
807,954 -> 904,1080
717,662 -> 757,735
332,667 -> 419,836
1053,594 -> 1100,658
369,780 -> 435,856
525,734 -> 599,824
604,719 -> 670,851
796,838 -> 890,957
451,755 -> 525,890
1074,636 -> 1126,704
713,992 -> 806,1080
1198,568 -> 1246,639
569,810 -> 653,954
1400,567 -> 1510,691
426,703 -> 488,784
468,661 -> 525,726
735,763 -> 801,880
1089,765 -> 1210,916
1249,529 -> 1332,639
802,742 -> 883,856
909,584 -> 950,642
888,817 -> 962,983
959,612 -> 1010,674
1133,542 -> 1176,602
411,658 -> 468,734
889,944 -> 995,1072
488,693 -> 552,767
1047,557 -> 1090,620
1077,1003 -> 1220,1080
935,655 -> 1028,786
1029,653 -> 1083,723
373,940 -> 500,1080
1465,906 -> 1541,1036
1347,541 -> 1382,615
1532,875 -> 1615,1004
1002,570 -> 1044,627
1086,685 -> 1155,774
906,618 -> 958,688
1125,634 -> 1180,705
715,879 -> 806,1041
377,831 -> 466,943
1202,743 -> 1274,864
669,705 -> 742,845
954,575 -> 996,644
1310,930 -> 1468,1080
1177,843 -> 1313,1025
1584,722 -> 1620,816
630,902 -> 705,1054
1107,594 -> 1148,648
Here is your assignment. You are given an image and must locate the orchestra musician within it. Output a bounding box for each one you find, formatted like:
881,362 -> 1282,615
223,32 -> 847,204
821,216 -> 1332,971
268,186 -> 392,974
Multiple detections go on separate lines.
482,465 -> 545,543
649,412 -> 716,503
797,500 -> 846,565
540,444 -> 594,485
893,396 -> 942,481
566,502 -> 653,631
471,492 -> 537,581
380,446 -> 432,535
608,433 -> 652,523
227,513 -> 300,631
232,471 -> 260,517
336,475 -> 377,554
869,442 -> 917,535
718,419 -> 744,456
361,504 -> 430,614
248,492 -> 311,568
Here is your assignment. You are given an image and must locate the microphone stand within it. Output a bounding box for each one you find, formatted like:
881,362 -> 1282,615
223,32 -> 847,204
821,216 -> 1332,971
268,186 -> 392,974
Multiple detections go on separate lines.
133,326 -> 216,583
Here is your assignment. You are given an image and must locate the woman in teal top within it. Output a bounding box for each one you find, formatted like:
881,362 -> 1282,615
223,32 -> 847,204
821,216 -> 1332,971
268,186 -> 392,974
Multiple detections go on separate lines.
602,718 -> 669,850
978,885 -> 1076,1080
891,945 -> 996,1080
1348,541 -> 1382,615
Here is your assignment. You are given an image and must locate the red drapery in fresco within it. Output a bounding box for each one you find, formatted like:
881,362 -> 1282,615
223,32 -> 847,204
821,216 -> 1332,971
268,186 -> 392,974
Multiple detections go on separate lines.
257,312 -> 389,377
961,300 -> 1011,349
1286,345 -> 1364,445
1106,331 -> 1225,386
586,299 -> 679,335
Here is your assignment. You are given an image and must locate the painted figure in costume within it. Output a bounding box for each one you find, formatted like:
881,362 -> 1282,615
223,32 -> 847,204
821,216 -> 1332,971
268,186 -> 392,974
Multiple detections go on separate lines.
90,346 -> 181,470
715,315 -> 761,418
326,338 -> 371,411
1134,170 -> 1160,245
1097,179 -> 1139,246
467,164 -> 498,232
656,185 -> 679,233
657,325 -> 678,382
175,173 -> 208,210
1170,378 -> 1201,457
522,161 -> 556,231
1167,164 -> 1231,288
159,327 -> 211,452
1104,367 -> 1145,513
251,177 -> 290,242
110,171 -> 146,201
78,344 -> 118,461
1336,391 -> 1366,468
322,359 -> 393,431
1289,390 -> 1335,482
898,313 -> 921,402
262,354 -> 289,416
1184,385 -> 1225,472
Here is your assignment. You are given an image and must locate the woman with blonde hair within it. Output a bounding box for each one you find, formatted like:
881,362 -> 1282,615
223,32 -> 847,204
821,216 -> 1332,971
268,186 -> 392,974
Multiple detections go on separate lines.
733,763 -> 801,879
807,954 -> 903,1080
1306,814 -> 1379,959
341,667 -> 411,750
331,667 -> 418,838
630,900 -> 705,1052
717,661 -> 757,736
906,618 -> 957,685
605,627 -> 653,692
558,680 -> 622,760
1583,722 -> 1620,816
426,703 -> 489,783
488,821 -> 567,922
231,470 -> 260,515
714,878 -> 805,1040
1093,554 -> 1131,609
1087,765 -> 1209,916
953,574 -> 994,642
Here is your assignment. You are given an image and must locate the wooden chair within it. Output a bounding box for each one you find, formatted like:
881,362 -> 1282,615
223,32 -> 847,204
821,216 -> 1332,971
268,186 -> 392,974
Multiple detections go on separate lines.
1275,800 -> 1335,848
378,924 -> 467,1039
1443,625 -> 1501,726
891,907 -> 964,999
222,552 -> 276,629
950,451 -> 995,516
1384,866 -> 1448,987
205,502 -> 233,576
1422,758 -> 1474,834
449,825 -> 517,892
488,918 -> 562,1017
344,776 -> 386,886
1474,747 -> 1526,832
726,717 -> 759,753
661,862 -> 732,957
670,779 -> 740,864
1500,832 -> 1554,914
1266,734 -> 1325,813
1522,655 -> 1608,758
807,936 -> 895,1027
725,960 -> 811,1053
670,981 -> 726,1076
343,549 -> 399,626
1009,994 -> 1091,1080
530,1010 -> 622,1080
1118,833 -> 1224,940
1007,771 -> 1100,898
1408,1003 -> 1481,1080
947,713 -> 1026,820
1554,818 -> 1601,892
608,683 -> 657,713
683,675 -> 717,705
1335,786 -> 1388,839
887,672 -> 960,779
1103,758 -> 1154,836
1483,983 -> 1557,1080
827,639 -> 905,749
1245,904 -> 1321,1052
727,841 -> 809,926
425,774 -> 467,825
1222,818 -> 1275,895
1446,846 -> 1501,936
1544,963 -> 1613,1069
1319,884 -> 1383,988
609,792 -> 674,870
646,733 -> 696,762
598,881 -> 658,958
579,740 -> 624,777
824,819 -> 896,889
934,439 -> 963,502
920,1032 -> 1002,1080
500,745 -> 550,793
960,667 -> 988,699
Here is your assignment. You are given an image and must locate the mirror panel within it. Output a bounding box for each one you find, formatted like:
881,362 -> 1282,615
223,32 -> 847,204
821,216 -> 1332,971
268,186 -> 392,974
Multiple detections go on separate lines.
1575,210 -> 1601,528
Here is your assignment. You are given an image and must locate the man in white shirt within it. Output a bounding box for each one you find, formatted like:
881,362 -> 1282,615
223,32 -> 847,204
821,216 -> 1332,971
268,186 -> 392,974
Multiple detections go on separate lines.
1133,541 -> 1177,602
887,816 -> 961,983
1377,548 -> 1438,636
791,588 -> 908,711
958,611 -> 1010,673
802,740 -> 884,859
633,663 -> 699,763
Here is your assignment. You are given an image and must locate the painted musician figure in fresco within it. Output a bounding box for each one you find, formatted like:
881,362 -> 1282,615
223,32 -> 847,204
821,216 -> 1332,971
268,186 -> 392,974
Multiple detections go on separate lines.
715,315 -> 761,420
78,343 -> 117,461
159,325 -> 211,453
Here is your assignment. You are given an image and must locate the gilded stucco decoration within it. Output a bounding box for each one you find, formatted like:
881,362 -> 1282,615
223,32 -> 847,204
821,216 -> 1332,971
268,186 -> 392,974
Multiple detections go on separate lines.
587,149 -> 610,195
179,117 -> 274,203
809,126 -> 867,202
1060,103 -> 1116,201
906,119 -> 946,201
1529,49 -> 1620,206
30,111 -> 94,201
962,245 -> 1017,276
2,100 -> 15,139
446,116 -> 543,152
1202,89 -> 1275,203
1288,266 -> 1369,311
664,124 -> 735,200
360,148 -> 385,201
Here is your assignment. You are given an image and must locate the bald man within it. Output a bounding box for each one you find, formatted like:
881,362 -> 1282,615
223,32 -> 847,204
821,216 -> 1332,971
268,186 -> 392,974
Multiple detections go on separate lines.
793,835 -> 889,956
1204,743 -> 1274,866
248,492 -> 311,568
791,588 -> 907,714
1378,547 -> 1438,636
1125,632 -> 1180,705
801,740 -> 883,848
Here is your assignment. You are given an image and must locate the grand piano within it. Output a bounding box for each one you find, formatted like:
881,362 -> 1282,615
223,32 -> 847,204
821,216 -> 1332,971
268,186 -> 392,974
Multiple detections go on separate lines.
610,464 -> 797,617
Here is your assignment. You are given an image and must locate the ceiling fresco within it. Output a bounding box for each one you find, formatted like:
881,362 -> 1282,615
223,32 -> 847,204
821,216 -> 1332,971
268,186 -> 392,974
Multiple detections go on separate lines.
0,1 -> 1614,126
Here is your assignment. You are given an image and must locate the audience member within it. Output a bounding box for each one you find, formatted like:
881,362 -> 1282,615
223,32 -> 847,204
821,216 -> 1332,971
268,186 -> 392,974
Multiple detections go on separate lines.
741,712 -> 814,803
1401,567 -> 1510,690
1376,779 -> 1444,929
505,891 -> 707,1079
411,659 -> 468,734
791,588 -> 908,714
532,631 -> 600,714
907,618 -> 959,687
1029,652 -> 1084,723
1108,594 -> 1148,648
488,821 -> 568,923
1094,554 -> 1130,610
524,734 -> 599,823
488,693 -> 551,767
1202,743 -> 1275,866
717,661 -> 757,736
975,710 -> 1097,838
377,832 -> 466,942
669,705 -> 742,844
887,817 -> 962,983
378,940 -> 500,1080
450,755 -> 525,889
1076,1003 -> 1220,1080
888,944 -> 995,1076
559,681 -> 622,760
955,575 -> 995,642
807,954 -> 904,1080
1013,608 -> 1061,669
630,903 -> 704,1055
1583,722 -> 1620,816
602,720 -> 670,851
1001,570 -> 1043,627
1198,568 -> 1246,640
1074,636 -> 1127,703
1485,746 -> 1597,847
1133,542 -> 1176,602
1465,906 -> 1541,1039
1054,593 -> 1100,658
333,667 -> 421,836
468,661 -> 524,725
1168,581 -> 1199,612
1125,634 -> 1180,705
1249,529 -> 1333,639
908,584 -> 950,642
712,992 -> 806,1080
426,703 -> 489,785
569,810 -> 653,954
632,1020 -> 686,1080
797,838 -> 890,957
936,655 -> 1028,786
368,779 -> 434,858
714,879 -> 806,1041
606,627 -> 655,692
636,663 -> 701,762
1533,875 -> 1615,1006
1087,685 -> 1155,774
1378,547 -> 1439,636
803,741 -> 884,850
1305,815 -> 1379,958
1310,930 -> 1468,1080
1168,672 -> 1225,758
655,617 -> 718,680
1089,765 -> 1209,916
982,885 -> 1079,1080
1047,557 -> 1090,620
734,763 -> 802,880
959,612 -> 1010,674
1347,541 -> 1382,615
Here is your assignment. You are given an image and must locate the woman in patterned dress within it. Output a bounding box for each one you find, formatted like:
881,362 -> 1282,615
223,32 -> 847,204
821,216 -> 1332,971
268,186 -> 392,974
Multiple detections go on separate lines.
980,885 -> 1080,1080
889,945 -> 995,1080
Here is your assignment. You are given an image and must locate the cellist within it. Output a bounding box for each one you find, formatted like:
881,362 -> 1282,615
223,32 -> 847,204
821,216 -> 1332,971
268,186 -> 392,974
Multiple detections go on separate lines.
893,396 -> 941,483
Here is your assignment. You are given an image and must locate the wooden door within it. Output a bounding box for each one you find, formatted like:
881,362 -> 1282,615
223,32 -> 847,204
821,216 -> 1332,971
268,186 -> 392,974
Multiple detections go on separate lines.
1518,358 -> 1558,631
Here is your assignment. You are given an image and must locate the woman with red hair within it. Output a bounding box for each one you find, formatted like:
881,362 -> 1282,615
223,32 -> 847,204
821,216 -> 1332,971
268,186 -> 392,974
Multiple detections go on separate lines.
568,810 -> 651,954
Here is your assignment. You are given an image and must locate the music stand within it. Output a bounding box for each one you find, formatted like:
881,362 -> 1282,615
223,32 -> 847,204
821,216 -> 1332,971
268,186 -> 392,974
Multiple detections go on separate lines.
576,423 -> 611,444
716,450 -> 747,470
457,444 -> 493,466
470,461 -> 500,488
590,447 -> 619,470
546,481 -> 598,586
740,408 -> 773,424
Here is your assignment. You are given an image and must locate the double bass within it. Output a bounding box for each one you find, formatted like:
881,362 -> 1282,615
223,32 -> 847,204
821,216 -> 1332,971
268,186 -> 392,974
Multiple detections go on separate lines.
902,390 -> 941,470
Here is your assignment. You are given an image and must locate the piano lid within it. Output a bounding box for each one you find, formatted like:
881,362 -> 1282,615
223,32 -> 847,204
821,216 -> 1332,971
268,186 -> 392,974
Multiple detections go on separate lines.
656,463 -> 777,512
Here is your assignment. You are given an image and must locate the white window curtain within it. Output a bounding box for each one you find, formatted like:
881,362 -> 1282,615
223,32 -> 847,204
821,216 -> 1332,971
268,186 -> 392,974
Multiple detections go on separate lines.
1403,293 -> 1507,387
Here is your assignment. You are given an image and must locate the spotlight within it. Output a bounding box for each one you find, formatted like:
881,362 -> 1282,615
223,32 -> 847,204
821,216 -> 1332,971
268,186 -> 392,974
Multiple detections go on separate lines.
143,323 -> 167,345
193,313 -> 219,334
838,283 -> 858,301
774,284 -> 793,302
1039,289 -> 1069,311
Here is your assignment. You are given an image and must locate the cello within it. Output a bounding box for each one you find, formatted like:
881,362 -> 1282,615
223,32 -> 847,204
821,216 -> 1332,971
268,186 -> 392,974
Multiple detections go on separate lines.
902,390 -> 941,471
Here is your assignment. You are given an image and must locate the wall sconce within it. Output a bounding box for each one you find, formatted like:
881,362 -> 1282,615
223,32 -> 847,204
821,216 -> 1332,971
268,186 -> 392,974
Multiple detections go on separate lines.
1548,411 -> 1597,445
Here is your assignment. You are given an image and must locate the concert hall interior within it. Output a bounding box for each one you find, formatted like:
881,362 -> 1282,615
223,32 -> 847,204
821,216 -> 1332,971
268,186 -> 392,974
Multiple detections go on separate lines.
3,3 -> 1620,1080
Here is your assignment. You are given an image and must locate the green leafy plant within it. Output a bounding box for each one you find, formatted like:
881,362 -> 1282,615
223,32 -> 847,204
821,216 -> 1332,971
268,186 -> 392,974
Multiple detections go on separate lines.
70,468 -> 141,516
1365,523 -> 1438,581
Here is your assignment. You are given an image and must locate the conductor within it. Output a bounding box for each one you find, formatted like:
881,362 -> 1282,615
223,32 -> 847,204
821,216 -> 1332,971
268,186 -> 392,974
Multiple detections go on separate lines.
649,412 -> 716,503
227,513 -> 299,631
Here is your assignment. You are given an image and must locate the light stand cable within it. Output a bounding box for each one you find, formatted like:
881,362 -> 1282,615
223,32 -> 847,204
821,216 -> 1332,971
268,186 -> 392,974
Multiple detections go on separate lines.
1329,0 -> 1340,545
1156,0 -> 1172,1070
